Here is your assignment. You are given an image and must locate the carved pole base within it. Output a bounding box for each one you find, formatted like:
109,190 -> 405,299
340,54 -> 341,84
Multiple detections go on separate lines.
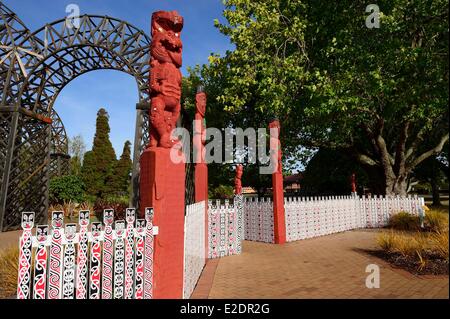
140,147 -> 185,298
272,172 -> 286,244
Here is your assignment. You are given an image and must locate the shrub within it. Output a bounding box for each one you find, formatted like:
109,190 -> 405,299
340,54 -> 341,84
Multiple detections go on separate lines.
424,210 -> 449,233
388,211 -> 420,231
49,175 -> 86,204
93,199 -> 128,221
210,185 -> 234,199
0,247 -> 19,298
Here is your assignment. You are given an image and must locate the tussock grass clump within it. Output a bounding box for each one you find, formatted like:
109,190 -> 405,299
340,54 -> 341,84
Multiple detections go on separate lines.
388,211 -> 420,231
0,246 -> 19,299
424,210 -> 449,233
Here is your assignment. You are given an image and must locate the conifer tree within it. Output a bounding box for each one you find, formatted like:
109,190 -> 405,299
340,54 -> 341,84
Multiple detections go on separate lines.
82,108 -> 117,198
109,140 -> 133,196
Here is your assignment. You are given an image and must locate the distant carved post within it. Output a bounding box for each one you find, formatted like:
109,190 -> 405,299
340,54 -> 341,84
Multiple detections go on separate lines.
234,165 -> 243,195
269,119 -> 286,244
193,86 -> 209,259
140,10 -> 185,299
351,173 -> 357,196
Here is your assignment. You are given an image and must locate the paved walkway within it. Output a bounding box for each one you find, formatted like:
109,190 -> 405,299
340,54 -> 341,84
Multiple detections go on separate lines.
192,229 -> 449,299
0,230 -> 21,251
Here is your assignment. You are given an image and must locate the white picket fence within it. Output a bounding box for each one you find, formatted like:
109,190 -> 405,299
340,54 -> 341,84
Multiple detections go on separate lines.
208,195 -> 244,259
183,201 -> 206,299
243,197 -> 274,243
285,195 -> 425,242
17,208 -> 154,299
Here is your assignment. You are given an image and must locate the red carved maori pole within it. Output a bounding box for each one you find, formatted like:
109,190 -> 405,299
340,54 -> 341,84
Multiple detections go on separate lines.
140,10 -> 185,298
193,86 -> 209,259
269,119 -> 286,244
234,165 -> 243,195
351,173 -> 357,196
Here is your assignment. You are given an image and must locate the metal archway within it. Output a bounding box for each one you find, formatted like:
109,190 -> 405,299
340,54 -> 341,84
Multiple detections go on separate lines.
49,109 -> 70,178
0,2 -> 151,230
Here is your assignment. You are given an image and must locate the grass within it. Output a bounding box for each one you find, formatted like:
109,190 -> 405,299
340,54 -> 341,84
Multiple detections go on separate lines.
388,211 -> 421,231
0,246 -> 19,299
424,209 -> 449,233
378,209 -> 449,272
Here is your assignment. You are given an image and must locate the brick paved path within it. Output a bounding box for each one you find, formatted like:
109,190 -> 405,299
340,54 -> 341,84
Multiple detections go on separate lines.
192,229 -> 449,299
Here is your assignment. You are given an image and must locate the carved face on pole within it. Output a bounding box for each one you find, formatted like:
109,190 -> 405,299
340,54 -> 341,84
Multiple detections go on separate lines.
51,211 -> 64,229
145,208 -> 154,223
115,221 -> 125,238
21,212 -> 35,230
36,225 -> 48,242
103,209 -> 114,226
65,224 -> 77,241
126,208 -> 135,224
195,92 -> 207,117
91,222 -> 102,238
136,220 -> 146,235
79,210 -> 90,227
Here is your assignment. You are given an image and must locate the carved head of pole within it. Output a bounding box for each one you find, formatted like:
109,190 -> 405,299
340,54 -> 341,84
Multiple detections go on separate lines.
126,208 -> 135,224
151,10 -> 184,39
196,85 -> 207,117
151,11 -> 183,66
36,225 -> 48,242
145,207 -> 154,223
136,219 -> 146,235
79,210 -> 90,227
21,212 -> 35,230
65,224 -> 77,241
51,211 -> 64,229
115,220 -> 125,238
103,209 -> 114,226
91,222 -> 102,238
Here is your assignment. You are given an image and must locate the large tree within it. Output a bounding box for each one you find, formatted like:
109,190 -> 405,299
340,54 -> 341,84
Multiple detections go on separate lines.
68,134 -> 86,176
208,0 -> 449,195
81,108 -> 117,198
108,140 -> 133,197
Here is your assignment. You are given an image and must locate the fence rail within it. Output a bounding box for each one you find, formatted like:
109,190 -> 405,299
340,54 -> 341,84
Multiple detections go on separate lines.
17,208 -> 154,299
285,195 -> 425,242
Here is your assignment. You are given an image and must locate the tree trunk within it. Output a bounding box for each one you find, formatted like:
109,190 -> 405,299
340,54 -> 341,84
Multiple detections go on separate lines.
385,174 -> 408,196
430,172 -> 441,206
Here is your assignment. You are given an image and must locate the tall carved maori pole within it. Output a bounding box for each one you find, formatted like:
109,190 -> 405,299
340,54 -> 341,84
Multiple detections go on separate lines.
140,10 -> 185,299
351,173 -> 357,196
269,119 -> 286,244
194,86 -> 209,259
234,165 -> 243,195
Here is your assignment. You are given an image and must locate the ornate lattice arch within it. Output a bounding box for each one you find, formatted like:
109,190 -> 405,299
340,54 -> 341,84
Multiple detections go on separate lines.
0,2 -> 151,230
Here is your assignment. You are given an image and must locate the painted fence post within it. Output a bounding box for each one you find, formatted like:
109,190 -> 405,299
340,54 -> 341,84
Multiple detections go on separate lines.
17,212 -> 34,299
124,208 -> 136,299
114,220 -> 126,299
48,211 -> 64,299
102,209 -> 114,299
76,210 -> 89,299
144,208 -> 154,299
62,224 -> 77,299
89,222 -> 102,299
33,225 -> 48,299
134,219 -> 146,299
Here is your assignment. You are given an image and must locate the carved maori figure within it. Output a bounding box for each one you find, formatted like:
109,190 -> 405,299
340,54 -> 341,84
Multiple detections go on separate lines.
149,11 -> 184,148
194,86 -> 207,163
269,119 -> 282,174
234,165 -> 243,195
351,173 -> 357,193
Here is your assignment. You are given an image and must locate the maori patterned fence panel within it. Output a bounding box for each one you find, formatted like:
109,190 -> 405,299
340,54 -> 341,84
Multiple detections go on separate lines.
208,196 -> 244,259
284,195 -> 424,242
17,209 -> 155,299
183,201 -> 206,299
243,198 -> 274,243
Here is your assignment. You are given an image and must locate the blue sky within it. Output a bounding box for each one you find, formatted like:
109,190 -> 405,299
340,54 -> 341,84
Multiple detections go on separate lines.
3,0 -> 232,156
